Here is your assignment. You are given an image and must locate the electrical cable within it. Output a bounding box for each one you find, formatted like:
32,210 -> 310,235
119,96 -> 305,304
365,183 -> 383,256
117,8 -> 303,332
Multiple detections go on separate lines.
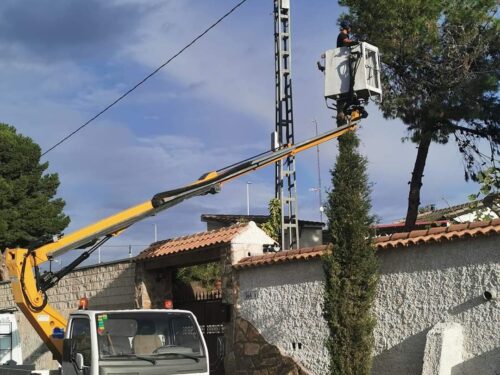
42,0 -> 250,157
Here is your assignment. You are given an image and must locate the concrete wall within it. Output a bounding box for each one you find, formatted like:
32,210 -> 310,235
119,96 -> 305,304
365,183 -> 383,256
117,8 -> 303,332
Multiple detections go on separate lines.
373,236 -> 499,375
235,235 -> 499,375
0,260 -> 135,370
237,259 -> 330,375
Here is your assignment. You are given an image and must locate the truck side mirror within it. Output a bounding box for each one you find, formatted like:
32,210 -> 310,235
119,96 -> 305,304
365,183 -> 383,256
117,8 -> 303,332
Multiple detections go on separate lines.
75,353 -> 84,371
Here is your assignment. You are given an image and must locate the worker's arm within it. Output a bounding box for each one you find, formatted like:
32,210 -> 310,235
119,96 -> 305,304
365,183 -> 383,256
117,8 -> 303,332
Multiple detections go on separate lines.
338,33 -> 358,47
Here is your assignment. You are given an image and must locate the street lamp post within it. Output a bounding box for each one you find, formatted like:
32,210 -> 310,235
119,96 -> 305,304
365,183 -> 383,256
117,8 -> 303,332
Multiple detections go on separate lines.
246,182 -> 252,216
313,119 -> 324,223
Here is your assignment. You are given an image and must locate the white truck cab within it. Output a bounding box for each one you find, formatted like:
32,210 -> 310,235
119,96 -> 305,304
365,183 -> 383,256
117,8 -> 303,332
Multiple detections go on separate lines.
60,309 -> 209,375
0,311 -> 22,366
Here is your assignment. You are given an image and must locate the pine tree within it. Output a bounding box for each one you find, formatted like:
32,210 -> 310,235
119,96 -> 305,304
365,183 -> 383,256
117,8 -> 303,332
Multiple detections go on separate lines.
323,131 -> 378,375
339,0 -> 499,229
0,123 -> 70,280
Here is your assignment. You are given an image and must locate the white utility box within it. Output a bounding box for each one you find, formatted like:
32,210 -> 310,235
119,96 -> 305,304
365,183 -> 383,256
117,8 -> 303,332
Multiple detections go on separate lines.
324,42 -> 382,102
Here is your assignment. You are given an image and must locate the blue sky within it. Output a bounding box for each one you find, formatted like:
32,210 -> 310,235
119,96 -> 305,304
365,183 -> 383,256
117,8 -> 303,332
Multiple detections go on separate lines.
0,0 -> 483,265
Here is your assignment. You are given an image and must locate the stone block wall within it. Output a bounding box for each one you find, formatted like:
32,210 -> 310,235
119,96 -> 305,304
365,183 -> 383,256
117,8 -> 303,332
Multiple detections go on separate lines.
0,260 -> 136,370
134,262 -> 173,309
225,317 -> 309,375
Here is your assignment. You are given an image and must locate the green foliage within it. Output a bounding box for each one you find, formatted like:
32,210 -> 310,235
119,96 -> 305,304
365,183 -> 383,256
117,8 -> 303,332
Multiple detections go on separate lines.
175,262 -> 221,290
467,166 -> 499,221
467,166 -> 500,199
323,131 -> 378,375
0,123 -> 70,251
339,0 -> 499,226
260,198 -> 281,242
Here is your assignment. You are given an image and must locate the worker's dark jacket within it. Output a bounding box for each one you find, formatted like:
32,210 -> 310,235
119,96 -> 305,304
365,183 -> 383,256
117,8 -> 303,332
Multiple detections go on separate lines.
337,32 -> 355,48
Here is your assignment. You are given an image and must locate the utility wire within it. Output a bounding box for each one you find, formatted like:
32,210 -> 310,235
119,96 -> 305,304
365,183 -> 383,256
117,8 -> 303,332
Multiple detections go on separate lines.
42,0 -> 249,157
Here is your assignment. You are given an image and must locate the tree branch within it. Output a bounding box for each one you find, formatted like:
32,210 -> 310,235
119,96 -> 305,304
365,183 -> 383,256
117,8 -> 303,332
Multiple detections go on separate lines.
445,123 -> 498,140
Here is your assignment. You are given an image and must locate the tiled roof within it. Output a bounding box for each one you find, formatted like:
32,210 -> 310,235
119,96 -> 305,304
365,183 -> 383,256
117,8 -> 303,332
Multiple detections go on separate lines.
413,194 -> 498,222
136,222 -> 249,260
135,219 -> 499,266
374,220 -> 448,229
234,245 -> 330,269
374,218 -> 500,249
236,219 -> 499,268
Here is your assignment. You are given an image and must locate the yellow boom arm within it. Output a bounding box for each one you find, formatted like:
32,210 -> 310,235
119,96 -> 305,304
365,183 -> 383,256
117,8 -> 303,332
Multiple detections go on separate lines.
5,120 -> 358,362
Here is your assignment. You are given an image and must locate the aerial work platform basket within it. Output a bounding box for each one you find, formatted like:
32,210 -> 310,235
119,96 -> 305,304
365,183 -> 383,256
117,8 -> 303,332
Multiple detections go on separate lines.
323,42 -> 382,103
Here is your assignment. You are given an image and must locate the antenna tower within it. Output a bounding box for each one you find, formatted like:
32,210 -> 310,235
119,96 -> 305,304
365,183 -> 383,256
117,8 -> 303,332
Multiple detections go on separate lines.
274,0 -> 299,249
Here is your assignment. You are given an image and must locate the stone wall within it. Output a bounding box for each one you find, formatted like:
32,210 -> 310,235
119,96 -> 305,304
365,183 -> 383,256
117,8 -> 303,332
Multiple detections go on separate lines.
0,259 -> 135,370
134,262 -> 173,309
234,235 -> 500,375
226,317 -> 309,375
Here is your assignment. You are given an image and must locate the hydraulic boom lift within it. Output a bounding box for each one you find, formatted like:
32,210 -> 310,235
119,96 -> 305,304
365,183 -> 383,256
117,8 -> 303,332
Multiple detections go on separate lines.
4,120 -> 361,374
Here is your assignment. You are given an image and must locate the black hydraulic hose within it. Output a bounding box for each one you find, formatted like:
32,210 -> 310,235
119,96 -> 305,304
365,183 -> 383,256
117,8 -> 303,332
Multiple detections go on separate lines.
39,236 -> 111,292
216,149 -> 271,173
348,48 -> 361,106
153,123 -> 358,208
20,252 -> 48,312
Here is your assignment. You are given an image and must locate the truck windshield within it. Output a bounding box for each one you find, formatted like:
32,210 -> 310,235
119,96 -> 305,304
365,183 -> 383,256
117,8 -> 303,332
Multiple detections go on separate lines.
95,312 -> 205,360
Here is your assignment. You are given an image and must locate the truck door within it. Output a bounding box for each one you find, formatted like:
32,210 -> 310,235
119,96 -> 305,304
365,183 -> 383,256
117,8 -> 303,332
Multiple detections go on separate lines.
0,312 -> 22,365
62,317 -> 92,375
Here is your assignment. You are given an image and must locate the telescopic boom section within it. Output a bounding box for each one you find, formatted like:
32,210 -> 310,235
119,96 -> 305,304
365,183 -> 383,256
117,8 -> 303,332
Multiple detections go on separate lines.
5,120 -> 358,362
21,121 -> 358,264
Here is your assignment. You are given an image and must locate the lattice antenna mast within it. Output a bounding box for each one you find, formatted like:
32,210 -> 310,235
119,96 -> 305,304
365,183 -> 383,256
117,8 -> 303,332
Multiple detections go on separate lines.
274,0 -> 299,250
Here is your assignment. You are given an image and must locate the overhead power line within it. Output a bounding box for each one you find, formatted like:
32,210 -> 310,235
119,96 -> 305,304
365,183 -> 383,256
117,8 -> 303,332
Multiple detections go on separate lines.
42,0 -> 250,157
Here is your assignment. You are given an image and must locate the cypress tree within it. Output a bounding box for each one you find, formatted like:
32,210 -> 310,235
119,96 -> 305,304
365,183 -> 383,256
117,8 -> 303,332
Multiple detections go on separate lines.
323,130 -> 378,375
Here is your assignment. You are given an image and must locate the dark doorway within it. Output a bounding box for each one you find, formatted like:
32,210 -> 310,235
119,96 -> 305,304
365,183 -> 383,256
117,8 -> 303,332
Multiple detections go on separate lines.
174,291 -> 226,375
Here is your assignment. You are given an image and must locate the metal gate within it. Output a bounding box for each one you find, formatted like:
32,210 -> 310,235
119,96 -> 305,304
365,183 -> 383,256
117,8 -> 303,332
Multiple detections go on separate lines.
174,291 -> 227,374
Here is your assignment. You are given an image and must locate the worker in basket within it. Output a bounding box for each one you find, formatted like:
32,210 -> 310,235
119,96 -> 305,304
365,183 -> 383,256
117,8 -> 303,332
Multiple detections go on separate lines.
336,20 -> 357,49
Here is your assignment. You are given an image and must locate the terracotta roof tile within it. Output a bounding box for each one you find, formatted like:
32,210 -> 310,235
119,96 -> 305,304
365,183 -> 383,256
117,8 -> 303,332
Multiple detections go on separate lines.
390,232 -> 409,241
136,222 -> 249,260
427,226 -> 447,235
286,249 -> 301,256
448,223 -> 469,232
375,219 -> 500,249
409,229 -> 428,238
468,221 -> 485,229
373,235 -> 391,244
